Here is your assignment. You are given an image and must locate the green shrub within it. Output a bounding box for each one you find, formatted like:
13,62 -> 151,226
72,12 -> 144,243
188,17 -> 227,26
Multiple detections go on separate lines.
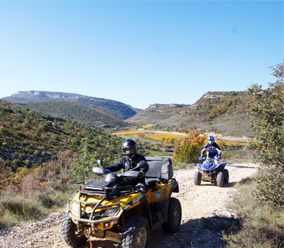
172,143 -> 202,166
248,61 -> 284,207
253,166 -> 284,206
72,144 -> 100,182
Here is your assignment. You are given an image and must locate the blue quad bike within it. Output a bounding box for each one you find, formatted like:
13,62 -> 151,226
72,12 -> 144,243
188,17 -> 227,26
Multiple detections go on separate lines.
193,156 -> 229,187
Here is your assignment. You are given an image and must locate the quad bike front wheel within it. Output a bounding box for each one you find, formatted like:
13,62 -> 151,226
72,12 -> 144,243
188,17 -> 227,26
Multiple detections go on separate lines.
193,170 -> 202,185
216,171 -> 224,187
122,215 -> 150,248
224,169 -> 229,184
161,197 -> 182,233
61,214 -> 87,248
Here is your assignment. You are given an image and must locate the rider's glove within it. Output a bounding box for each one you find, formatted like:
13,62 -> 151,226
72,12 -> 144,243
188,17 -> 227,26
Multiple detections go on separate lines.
138,171 -> 145,178
199,156 -> 205,161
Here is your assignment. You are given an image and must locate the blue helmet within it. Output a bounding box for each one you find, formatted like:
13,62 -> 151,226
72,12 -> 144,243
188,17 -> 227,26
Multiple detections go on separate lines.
208,136 -> 215,145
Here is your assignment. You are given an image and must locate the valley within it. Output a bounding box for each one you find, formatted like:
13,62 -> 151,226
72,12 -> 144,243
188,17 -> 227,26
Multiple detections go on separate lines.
2,90 -> 251,137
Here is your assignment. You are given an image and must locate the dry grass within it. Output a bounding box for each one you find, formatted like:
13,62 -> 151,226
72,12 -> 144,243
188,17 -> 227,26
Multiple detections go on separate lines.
223,176 -> 284,248
0,195 -> 46,228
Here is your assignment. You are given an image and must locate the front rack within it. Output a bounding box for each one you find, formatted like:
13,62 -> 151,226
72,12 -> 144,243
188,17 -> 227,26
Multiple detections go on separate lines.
70,184 -> 136,224
81,184 -> 134,198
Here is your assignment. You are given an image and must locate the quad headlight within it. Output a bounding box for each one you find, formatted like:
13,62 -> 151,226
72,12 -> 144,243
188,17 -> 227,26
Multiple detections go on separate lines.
70,200 -> 118,219
70,201 -> 80,217
83,206 -> 118,218
101,208 -> 118,217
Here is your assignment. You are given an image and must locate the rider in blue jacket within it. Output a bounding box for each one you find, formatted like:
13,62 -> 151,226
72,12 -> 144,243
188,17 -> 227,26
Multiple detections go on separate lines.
201,136 -> 222,159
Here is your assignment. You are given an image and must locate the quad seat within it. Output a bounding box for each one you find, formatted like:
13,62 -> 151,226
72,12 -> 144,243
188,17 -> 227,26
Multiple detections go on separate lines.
145,157 -> 173,187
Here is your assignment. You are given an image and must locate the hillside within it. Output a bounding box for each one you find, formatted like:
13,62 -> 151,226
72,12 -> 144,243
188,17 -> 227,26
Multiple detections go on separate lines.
0,100 -> 123,171
25,101 -> 129,129
3,90 -> 252,136
3,91 -> 137,120
128,91 -> 251,137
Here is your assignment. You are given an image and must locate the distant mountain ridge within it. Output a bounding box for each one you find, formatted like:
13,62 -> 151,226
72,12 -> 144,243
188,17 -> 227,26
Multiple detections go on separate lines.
11,91 -> 81,100
2,90 -> 252,136
2,91 -> 138,128
147,103 -> 189,109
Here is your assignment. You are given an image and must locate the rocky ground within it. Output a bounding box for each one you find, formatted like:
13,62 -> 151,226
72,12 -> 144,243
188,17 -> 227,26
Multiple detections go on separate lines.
0,163 -> 258,248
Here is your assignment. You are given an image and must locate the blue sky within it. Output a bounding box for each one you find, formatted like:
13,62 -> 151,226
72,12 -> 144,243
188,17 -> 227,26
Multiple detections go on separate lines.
0,0 -> 283,109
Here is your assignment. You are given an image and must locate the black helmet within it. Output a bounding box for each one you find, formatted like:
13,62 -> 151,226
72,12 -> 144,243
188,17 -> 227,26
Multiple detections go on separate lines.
122,139 -> 137,157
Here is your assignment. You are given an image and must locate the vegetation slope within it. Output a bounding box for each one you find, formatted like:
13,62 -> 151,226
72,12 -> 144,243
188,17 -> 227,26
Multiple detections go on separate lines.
26,101 -> 129,129
128,91 -> 250,137
0,100 -> 124,172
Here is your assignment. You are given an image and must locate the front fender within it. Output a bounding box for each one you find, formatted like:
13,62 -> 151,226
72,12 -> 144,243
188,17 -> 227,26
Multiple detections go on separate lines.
171,178 -> 179,193
121,197 -> 152,229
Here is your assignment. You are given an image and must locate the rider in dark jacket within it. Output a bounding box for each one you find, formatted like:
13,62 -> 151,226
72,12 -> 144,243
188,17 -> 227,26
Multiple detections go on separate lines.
106,139 -> 149,187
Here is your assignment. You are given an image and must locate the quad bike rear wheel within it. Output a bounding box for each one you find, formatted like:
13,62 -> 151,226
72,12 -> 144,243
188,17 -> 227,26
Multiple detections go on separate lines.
161,197 -> 182,233
193,170 -> 202,185
61,214 -> 87,248
122,215 -> 150,248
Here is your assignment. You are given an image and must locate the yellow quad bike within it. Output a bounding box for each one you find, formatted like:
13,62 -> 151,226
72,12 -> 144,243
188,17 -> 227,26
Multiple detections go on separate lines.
61,157 -> 181,248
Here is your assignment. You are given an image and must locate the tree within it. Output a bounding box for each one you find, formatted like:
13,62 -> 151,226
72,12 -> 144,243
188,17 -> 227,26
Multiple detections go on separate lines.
72,143 -> 100,182
248,60 -> 284,206
172,130 -> 206,166
248,63 -> 284,168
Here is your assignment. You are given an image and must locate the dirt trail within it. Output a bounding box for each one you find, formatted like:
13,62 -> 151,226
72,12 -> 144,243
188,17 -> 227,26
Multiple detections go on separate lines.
0,163 -> 258,248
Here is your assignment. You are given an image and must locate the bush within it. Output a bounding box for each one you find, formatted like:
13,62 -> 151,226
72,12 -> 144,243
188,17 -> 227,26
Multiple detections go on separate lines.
0,152 -> 77,228
253,166 -> 284,206
172,143 -> 202,166
172,130 -> 206,166
248,61 -> 284,207
72,144 -> 100,182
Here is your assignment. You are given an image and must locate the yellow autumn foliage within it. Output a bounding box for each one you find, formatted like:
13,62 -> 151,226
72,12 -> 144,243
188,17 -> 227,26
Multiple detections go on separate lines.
141,124 -> 153,128
113,130 -> 146,135
146,133 -> 185,142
